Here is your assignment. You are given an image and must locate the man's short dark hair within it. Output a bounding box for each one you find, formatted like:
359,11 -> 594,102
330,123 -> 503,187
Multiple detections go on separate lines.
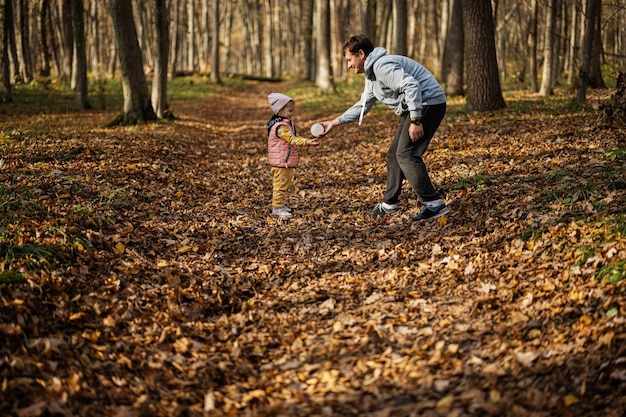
343,35 -> 374,56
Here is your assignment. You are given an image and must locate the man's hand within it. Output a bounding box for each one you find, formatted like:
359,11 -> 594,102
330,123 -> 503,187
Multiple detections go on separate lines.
319,119 -> 340,136
409,123 -> 424,142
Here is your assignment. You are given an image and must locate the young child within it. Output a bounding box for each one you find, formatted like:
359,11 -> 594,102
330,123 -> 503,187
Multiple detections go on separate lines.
266,93 -> 319,219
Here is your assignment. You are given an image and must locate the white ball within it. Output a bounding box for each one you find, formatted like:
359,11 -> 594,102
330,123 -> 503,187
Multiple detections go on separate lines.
310,123 -> 325,137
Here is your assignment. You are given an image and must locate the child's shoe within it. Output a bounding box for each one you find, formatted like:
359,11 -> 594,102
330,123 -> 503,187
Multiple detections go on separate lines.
272,207 -> 293,219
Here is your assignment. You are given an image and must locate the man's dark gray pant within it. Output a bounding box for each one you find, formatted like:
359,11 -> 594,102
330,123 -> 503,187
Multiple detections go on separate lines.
383,103 -> 447,205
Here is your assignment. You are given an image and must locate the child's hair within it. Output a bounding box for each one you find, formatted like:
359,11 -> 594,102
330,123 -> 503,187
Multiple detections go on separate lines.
343,35 -> 374,56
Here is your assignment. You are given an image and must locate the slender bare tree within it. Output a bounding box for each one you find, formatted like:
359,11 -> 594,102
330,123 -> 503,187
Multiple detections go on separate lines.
152,0 -> 171,118
0,0 -> 10,103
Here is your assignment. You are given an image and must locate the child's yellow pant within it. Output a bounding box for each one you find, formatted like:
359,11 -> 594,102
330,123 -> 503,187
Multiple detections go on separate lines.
271,167 -> 293,208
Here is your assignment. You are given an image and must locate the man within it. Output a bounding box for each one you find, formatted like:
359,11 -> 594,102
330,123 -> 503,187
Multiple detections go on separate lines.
319,35 -> 448,221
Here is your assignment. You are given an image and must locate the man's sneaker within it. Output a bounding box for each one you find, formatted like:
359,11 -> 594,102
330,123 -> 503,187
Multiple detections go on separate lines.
272,207 -> 293,219
369,202 -> 399,217
412,204 -> 449,221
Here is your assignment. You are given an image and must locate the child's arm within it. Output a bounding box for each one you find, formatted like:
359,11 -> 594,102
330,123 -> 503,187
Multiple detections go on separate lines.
277,125 -> 319,146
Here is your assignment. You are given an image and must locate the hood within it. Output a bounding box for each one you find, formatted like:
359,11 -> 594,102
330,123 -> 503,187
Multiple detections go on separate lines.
364,47 -> 387,78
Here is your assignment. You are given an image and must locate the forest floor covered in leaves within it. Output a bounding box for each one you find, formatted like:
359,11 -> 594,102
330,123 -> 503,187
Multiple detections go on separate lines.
1,78 -> 625,417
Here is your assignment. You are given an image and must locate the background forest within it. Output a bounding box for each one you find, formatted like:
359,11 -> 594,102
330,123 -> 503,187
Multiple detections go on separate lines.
1,0 -> 625,112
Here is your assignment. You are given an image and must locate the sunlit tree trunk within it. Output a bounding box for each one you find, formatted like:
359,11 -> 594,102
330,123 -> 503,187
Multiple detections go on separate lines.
528,0 -> 538,92
539,0 -> 559,96
566,0 -> 580,89
186,0 -> 194,72
152,0 -> 170,118
315,0 -> 332,93
14,0 -> 32,83
210,0 -> 220,84
463,0 -> 506,112
88,0 -> 100,79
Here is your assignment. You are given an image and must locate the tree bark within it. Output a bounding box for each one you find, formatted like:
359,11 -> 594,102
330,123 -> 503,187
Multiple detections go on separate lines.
576,0 -> 598,103
393,0 -> 407,56
71,0 -> 90,110
463,0 -> 506,112
528,0 -> 538,92
210,0 -> 220,84
0,0 -> 11,103
315,0 -> 332,93
106,0 -> 156,124
442,0 -> 464,95
539,0 -> 559,96
588,0 -> 605,89
152,0 -> 171,118
37,0 -> 51,78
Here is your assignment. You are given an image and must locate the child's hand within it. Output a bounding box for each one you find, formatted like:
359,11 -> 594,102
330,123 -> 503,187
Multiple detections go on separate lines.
309,138 -> 320,146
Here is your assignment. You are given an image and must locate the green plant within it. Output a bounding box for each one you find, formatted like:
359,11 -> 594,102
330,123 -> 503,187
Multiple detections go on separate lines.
454,173 -> 486,191
596,259 -> 626,283
0,269 -> 26,284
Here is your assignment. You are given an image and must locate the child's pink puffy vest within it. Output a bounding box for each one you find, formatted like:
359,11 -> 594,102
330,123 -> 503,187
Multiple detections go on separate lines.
268,120 -> 299,168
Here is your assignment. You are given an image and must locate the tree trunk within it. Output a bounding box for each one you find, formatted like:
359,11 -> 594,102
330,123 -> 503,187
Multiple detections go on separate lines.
393,0 -> 407,56
539,0 -> 558,96
39,0 -> 52,77
152,0 -> 171,118
528,0 -> 538,92
576,0 -> 598,103
210,0 -> 220,84
442,0 -> 464,95
90,1 -> 101,79
463,0 -> 506,112
15,0 -> 32,83
588,0 -> 605,88
0,0 -> 11,103
315,0 -> 332,93
71,0 -> 90,110
360,0 -> 374,39
61,0 -> 73,81
106,0 -> 156,124
566,0 -> 580,89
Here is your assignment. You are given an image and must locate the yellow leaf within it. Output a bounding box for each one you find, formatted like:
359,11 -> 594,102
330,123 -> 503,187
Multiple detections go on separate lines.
115,242 -> 125,253
579,315 -> 592,325
178,245 -> 192,253
176,191 -> 184,197
437,215 -> 448,225
435,395 -> 454,412
563,395 -> 579,406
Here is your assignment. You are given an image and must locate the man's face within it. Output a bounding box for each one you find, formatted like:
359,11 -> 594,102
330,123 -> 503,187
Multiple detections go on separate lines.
345,49 -> 366,74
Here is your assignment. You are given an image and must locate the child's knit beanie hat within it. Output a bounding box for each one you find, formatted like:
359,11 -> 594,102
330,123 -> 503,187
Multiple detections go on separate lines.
268,93 -> 293,114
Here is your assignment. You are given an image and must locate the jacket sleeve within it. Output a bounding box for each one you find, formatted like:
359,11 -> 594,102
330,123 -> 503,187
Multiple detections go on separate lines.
276,125 -> 312,146
338,83 -> 376,125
